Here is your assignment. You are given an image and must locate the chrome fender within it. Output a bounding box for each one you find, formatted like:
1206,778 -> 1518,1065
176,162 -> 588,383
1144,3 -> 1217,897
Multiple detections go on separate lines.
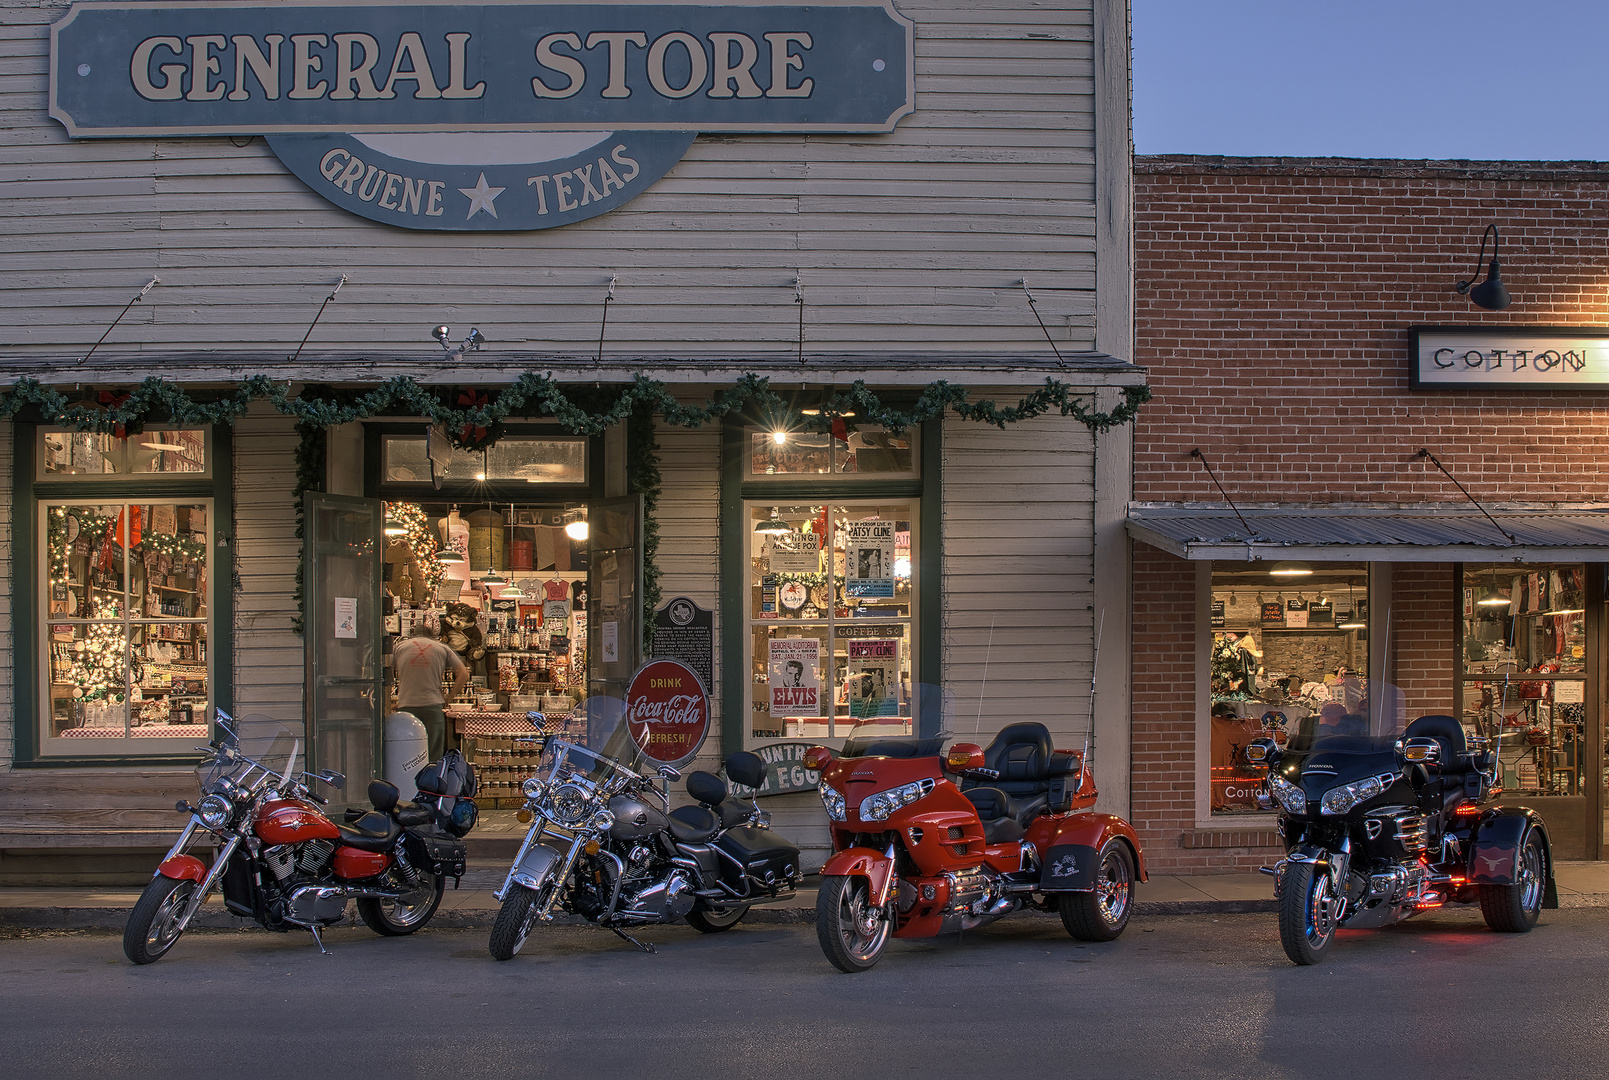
508,842 -> 563,893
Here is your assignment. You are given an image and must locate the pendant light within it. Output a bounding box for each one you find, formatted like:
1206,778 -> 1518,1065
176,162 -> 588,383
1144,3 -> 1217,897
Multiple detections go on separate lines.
1477,571 -> 1510,607
1338,581 -> 1366,629
435,503 -> 466,563
754,509 -> 793,536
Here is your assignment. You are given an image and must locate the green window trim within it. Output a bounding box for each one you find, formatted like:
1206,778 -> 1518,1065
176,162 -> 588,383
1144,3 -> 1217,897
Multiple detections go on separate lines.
11,424 -> 234,767
720,416 -> 941,753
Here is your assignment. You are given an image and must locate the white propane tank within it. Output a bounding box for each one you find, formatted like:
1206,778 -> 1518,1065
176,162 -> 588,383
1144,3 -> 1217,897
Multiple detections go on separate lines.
384,711 -> 430,798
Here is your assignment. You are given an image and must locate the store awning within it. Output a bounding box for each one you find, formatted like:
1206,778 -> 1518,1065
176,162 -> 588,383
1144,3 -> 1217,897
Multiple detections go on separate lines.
1127,504 -> 1609,563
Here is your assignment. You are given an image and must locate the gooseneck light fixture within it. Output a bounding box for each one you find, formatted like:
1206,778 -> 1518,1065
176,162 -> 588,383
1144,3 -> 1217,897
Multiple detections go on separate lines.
1454,224 -> 1511,311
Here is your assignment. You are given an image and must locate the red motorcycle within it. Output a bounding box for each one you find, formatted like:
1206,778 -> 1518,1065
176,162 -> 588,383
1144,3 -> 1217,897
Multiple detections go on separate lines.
123,710 -> 466,963
805,720 -> 1145,972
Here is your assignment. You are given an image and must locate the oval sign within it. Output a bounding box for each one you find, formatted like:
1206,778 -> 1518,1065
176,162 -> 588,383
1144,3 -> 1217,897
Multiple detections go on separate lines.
624,657 -> 709,768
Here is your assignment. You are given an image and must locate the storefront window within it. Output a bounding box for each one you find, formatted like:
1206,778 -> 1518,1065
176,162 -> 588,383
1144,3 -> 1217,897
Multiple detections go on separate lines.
1209,564 -> 1370,814
748,425 -> 917,478
1460,563 -> 1586,797
40,428 -> 207,477
41,499 -> 211,747
746,501 -> 916,742
382,435 -> 586,485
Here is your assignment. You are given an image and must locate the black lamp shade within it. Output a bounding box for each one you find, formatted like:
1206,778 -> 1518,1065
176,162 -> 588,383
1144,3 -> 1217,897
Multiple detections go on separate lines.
1470,258 -> 1510,311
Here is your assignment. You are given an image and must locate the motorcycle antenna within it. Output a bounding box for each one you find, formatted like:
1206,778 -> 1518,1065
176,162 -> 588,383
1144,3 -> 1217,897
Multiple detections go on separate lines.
1085,609 -> 1104,768
974,615 -> 996,735
1372,604 -> 1392,730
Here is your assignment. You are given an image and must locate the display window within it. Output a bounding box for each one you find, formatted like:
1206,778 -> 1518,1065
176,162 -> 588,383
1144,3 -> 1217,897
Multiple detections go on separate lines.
382,434 -> 586,485
745,500 -> 917,743
39,496 -> 213,750
747,424 -> 917,478
1208,563 -> 1370,814
1459,563 -> 1587,797
40,428 -> 207,478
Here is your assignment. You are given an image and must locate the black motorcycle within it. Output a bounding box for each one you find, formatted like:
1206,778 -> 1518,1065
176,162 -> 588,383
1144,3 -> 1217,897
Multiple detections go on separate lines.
1250,712 -> 1557,966
488,731 -> 802,959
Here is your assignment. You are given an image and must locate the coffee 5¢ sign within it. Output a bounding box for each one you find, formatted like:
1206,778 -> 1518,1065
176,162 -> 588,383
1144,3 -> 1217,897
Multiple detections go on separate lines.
625,657 -> 709,768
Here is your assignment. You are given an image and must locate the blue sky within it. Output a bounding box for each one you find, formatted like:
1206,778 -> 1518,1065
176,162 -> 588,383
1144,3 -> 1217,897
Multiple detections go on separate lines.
1133,2 -> 1609,160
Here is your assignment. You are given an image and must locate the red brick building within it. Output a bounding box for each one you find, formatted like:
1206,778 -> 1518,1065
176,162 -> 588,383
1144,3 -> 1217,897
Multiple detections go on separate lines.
1130,156 -> 1609,872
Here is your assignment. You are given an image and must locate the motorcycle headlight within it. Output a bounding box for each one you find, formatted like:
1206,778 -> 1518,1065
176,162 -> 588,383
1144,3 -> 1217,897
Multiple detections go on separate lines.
590,808 -> 615,831
819,784 -> 846,822
858,778 -> 936,822
197,793 -> 234,829
549,782 -> 591,827
1321,773 -> 1392,817
1266,774 -> 1307,815
521,777 -> 547,801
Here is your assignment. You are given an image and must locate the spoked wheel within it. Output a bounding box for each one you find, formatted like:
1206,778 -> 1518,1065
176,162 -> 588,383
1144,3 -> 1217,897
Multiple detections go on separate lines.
1278,861 -> 1340,966
488,884 -> 542,960
1480,830 -> 1546,933
686,903 -> 747,933
1060,839 -> 1135,941
816,874 -> 891,973
358,871 -> 446,936
123,876 -> 197,965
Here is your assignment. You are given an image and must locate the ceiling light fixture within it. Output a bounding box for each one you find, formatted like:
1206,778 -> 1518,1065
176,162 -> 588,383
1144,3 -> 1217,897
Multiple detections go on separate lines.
1270,561 -> 1313,578
754,510 -> 793,536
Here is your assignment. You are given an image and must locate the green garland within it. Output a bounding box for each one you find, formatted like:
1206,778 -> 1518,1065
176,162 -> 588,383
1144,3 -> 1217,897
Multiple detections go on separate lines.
626,402 -> 662,656
7,374 -> 1149,637
0,373 -> 1151,444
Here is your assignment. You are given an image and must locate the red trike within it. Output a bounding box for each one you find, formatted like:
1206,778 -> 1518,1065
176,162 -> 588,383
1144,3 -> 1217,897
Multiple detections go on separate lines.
805,719 -> 1145,972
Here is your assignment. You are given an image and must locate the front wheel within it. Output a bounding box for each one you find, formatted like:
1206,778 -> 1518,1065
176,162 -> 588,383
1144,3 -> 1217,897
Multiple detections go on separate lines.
1278,861 -> 1340,966
1060,839 -> 1135,941
358,871 -> 446,936
1480,830 -> 1546,933
123,875 -> 197,965
686,903 -> 747,933
816,874 -> 891,973
488,885 -> 541,960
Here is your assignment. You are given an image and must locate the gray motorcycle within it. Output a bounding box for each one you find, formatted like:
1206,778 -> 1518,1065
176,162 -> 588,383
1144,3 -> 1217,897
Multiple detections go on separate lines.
488,723 -> 802,958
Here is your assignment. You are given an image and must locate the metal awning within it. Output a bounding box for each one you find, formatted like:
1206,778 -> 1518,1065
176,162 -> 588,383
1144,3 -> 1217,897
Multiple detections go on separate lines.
1127,503 -> 1609,563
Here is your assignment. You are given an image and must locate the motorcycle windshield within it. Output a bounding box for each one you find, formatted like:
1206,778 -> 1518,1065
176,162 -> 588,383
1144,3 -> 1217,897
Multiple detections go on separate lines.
833,683 -> 955,759
1265,680 -> 1409,757
197,708 -> 304,794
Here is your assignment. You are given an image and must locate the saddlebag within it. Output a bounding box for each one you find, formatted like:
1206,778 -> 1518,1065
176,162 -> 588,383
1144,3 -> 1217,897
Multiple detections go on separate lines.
714,826 -> 801,892
403,828 -> 468,887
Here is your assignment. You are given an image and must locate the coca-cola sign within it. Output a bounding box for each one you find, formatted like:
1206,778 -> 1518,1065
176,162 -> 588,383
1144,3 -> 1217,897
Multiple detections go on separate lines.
625,658 -> 710,767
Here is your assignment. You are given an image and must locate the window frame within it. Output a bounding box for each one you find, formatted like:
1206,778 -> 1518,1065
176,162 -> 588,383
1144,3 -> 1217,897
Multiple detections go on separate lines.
12,424 -> 233,767
721,416 -> 942,758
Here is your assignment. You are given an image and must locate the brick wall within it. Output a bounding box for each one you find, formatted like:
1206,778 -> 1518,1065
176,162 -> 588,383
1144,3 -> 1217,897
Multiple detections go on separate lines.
1129,158 -> 1607,873
1134,157 -> 1609,505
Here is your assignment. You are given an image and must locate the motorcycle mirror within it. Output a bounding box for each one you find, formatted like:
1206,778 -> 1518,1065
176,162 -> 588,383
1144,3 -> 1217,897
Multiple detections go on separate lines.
802,745 -> 835,772
945,743 -> 986,773
525,711 -> 546,730
317,770 -> 346,790
658,764 -> 681,781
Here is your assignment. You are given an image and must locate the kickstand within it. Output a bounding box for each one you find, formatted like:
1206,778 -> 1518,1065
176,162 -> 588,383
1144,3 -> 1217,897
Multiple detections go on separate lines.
611,927 -> 655,954
307,925 -> 329,955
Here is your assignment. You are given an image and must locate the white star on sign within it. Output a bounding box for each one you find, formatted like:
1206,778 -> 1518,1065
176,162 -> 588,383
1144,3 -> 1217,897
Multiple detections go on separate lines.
459,173 -> 505,220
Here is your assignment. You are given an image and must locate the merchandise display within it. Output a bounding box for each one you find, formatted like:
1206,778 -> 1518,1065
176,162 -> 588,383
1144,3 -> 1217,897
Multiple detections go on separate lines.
1461,564 -> 1587,797
382,500 -> 590,805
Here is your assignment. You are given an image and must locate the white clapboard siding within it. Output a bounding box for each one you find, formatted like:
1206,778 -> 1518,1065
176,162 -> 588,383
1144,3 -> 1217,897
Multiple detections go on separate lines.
231,404 -> 305,737
0,2 -> 1100,358
941,405 -> 1096,752
0,420 -> 11,769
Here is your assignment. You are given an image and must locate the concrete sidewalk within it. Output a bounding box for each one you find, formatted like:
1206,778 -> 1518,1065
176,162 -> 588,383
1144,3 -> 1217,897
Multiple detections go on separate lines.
4,862 -> 1607,931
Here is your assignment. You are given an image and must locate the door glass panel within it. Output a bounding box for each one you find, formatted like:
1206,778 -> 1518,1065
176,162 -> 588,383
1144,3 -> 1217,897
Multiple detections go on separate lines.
1462,563 -> 1589,858
306,493 -> 382,803
587,497 -> 642,734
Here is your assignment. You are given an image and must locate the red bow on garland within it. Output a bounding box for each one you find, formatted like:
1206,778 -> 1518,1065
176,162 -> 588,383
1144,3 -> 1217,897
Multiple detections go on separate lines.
456,390 -> 492,450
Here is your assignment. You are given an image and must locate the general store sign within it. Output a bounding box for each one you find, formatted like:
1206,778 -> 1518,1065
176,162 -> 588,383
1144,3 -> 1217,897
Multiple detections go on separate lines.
1410,327 -> 1609,389
48,1 -> 914,230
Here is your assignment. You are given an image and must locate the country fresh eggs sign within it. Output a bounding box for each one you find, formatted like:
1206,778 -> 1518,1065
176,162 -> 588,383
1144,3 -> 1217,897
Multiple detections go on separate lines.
48,2 -> 915,230
725,741 -> 828,798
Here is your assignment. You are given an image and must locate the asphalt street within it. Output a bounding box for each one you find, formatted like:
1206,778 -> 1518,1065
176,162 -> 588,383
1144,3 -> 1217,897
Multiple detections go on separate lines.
3,908 -> 1607,1080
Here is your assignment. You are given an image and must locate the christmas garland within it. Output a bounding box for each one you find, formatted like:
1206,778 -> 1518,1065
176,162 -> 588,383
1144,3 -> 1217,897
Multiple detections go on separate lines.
9,374 -> 1149,636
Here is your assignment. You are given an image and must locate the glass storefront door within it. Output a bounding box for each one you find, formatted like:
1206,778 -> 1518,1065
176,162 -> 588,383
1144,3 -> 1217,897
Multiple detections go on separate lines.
303,492 -> 383,805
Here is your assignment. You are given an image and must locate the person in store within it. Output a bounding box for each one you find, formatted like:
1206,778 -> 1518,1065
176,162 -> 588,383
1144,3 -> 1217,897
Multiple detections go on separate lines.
392,622 -> 469,761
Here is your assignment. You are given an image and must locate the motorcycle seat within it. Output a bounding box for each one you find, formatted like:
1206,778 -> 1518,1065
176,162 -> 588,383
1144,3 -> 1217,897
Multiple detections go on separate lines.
335,811 -> 403,851
668,804 -> 720,843
394,802 -> 435,828
964,787 -> 1049,845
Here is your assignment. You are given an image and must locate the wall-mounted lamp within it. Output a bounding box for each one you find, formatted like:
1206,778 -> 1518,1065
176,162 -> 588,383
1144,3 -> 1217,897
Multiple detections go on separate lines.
431,324 -> 488,358
1454,224 -> 1511,311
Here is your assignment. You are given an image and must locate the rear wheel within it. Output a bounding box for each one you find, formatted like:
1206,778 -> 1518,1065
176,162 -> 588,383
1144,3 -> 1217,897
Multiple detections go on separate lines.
1060,840 -> 1135,941
123,876 -> 196,965
816,874 -> 890,973
488,885 -> 540,960
358,871 -> 446,936
686,903 -> 747,933
1278,861 -> 1339,966
1480,830 -> 1546,933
